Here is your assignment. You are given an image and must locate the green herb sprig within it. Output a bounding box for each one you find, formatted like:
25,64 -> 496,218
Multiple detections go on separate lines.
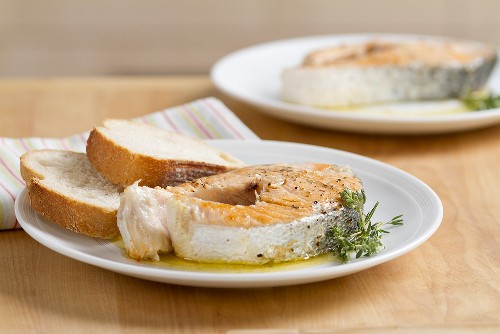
461,91 -> 500,111
326,189 -> 403,263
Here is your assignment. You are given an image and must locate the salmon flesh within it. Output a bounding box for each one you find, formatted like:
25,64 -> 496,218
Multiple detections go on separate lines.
118,162 -> 363,264
282,40 -> 497,107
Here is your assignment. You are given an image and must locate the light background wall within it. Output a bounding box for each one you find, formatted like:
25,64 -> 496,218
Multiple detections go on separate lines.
1,0 -> 499,77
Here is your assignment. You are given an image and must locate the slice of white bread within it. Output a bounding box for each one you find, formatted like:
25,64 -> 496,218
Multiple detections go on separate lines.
20,150 -> 122,239
86,119 -> 245,188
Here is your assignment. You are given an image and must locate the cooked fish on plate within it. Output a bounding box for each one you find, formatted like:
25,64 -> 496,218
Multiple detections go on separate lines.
282,39 -> 497,107
211,34 -> 500,134
118,163 -> 364,264
15,140 -> 443,287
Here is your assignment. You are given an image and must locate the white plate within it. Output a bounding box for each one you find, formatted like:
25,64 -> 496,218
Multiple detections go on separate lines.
211,33 -> 500,134
15,140 -> 443,288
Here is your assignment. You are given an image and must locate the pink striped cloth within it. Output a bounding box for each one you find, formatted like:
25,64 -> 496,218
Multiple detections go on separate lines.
0,97 -> 259,230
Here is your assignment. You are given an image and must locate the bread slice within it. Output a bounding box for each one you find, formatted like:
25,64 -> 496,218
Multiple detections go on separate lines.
86,119 -> 245,188
282,39 -> 497,107
20,150 -> 122,239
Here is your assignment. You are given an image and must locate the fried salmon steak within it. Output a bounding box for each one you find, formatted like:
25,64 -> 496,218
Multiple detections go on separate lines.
117,163 -> 363,264
282,39 -> 497,107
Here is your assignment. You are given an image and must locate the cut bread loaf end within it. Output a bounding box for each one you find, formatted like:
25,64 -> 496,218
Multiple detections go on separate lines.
86,119 -> 246,188
20,150 -> 122,239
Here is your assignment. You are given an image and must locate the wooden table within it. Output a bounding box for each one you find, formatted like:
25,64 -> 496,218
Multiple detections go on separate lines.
0,77 -> 499,334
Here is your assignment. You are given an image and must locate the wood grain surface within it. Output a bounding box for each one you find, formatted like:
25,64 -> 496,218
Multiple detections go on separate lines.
0,77 -> 499,334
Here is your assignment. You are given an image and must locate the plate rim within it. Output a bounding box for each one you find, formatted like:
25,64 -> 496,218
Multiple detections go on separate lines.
14,139 -> 444,288
210,33 -> 500,133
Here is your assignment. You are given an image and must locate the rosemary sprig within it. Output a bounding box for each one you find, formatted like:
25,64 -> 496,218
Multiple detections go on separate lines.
326,189 -> 403,263
461,90 -> 500,111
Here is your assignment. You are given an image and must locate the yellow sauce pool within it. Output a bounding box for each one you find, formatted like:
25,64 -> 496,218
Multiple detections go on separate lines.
321,100 -> 471,116
113,237 -> 337,273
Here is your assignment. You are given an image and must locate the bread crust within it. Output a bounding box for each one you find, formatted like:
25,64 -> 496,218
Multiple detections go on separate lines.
86,127 -> 235,188
20,150 -> 119,239
26,179 -> 118,238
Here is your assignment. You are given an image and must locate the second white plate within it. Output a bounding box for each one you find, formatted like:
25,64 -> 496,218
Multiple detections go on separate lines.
15,140 -> 443,288
211,33 -> 500,134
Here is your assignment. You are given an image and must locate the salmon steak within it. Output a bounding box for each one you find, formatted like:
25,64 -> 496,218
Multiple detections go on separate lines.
117,162 -> 363,264
282,39 -> 497,107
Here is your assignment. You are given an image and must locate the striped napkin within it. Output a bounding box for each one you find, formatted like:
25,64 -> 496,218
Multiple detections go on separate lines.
0,97 -> 259,230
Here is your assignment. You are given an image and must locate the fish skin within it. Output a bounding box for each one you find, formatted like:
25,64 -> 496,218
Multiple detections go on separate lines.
118,163 -> 363,264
